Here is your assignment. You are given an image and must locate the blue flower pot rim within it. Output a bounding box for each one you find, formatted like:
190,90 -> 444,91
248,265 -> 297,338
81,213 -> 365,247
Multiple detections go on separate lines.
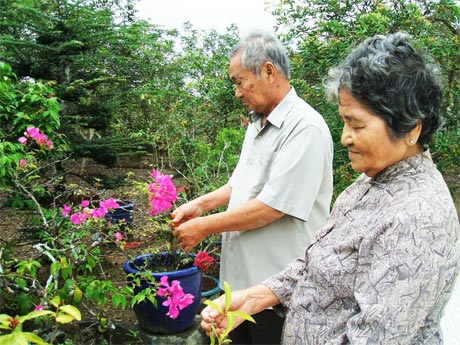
123,252 -> 200,279
110,199 -> 135,211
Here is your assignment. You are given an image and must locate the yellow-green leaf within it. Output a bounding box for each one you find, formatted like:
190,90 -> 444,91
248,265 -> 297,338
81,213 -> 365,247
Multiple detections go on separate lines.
73,286 -> 83,304
22,332 -> 50,345
19,310 -> 53,323
223,312 -> 235,339
58,305 -> 81,321
222,281 -> 232,312
231,310 -> 255,323
55,313 -> 75,324
0,333 -> 27,345
203,299 -> 224,314
49,296 -> 61,308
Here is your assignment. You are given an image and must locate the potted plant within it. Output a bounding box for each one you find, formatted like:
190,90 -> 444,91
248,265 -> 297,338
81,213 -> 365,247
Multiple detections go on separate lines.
122,169 -> 218,334
104,199 -> 135,227
123,252 -> 201,334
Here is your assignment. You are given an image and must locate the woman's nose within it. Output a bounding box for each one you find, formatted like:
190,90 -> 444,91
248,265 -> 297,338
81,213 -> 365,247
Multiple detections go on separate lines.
341,127 -> 352,146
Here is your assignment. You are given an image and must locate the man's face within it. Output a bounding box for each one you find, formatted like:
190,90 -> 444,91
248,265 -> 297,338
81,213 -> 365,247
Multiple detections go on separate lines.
229,54 -> 272,116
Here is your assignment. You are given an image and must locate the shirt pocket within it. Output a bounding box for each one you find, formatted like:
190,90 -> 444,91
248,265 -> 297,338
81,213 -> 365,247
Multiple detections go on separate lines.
241,150 -> 276,197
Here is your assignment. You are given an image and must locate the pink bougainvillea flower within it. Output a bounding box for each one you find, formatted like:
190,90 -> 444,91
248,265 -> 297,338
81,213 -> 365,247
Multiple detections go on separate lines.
115,232 -> 123,242
177,293 -> 194,310
157,275 -> 170,297
19,127 -> 54,149
194,251 -> 214,272
157,275 -> 194,319
80,200 -> 90,208
69,213 -> 81,224
148,169 -> 177,216
99,198 -> 120,211
19,159 -> 27,168
62,204 -> 72,216
90,207 -> 106,219
35,133 -> 47,145
69,213 -> 86,225
34,305 -> 45,311
25,127 -> 40,139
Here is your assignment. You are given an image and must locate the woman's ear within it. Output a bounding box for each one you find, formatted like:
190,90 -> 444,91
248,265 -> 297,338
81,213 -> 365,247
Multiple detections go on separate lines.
407,120 -> 422,146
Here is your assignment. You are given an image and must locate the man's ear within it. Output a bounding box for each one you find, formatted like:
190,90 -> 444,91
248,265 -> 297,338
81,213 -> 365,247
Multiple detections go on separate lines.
264,61 -> 276,80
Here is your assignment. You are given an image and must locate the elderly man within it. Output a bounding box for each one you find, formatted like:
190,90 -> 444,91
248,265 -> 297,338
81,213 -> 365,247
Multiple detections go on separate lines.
172,30 -> 333,344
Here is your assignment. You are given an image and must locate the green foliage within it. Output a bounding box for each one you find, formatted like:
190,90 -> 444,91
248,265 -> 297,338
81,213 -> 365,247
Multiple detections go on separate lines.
0,296 -> 81,345
71,135 -> 149,167
274,0 -> 460,200
0,61 -> 64,188
171,127 -> 244,198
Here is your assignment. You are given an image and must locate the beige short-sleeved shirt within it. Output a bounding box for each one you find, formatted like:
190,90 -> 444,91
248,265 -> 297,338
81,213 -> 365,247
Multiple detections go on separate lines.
220,88 -> 333,290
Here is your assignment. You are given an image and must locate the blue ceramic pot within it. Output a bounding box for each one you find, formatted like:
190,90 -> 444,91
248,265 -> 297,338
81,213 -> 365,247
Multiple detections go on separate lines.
105,200 -> 134,225
123,253 -> 201,334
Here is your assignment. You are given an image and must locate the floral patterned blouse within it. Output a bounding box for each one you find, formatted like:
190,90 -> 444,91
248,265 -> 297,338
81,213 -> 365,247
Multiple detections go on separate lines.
264,151 -> 460,344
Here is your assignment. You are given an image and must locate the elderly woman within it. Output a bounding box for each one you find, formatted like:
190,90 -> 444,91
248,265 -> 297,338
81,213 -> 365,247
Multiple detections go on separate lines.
201,32 -> 460,344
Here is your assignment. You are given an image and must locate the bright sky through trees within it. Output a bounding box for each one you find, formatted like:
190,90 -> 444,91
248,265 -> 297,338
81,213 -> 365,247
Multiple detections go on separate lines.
135,0 -> 276,34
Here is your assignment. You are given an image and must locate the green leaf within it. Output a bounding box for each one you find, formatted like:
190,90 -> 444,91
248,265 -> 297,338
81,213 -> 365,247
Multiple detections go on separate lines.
223,281 -> 232,312
231,310 -> 255,323
22,332 -> 50,345
49,296 -> 61,308
223,312 -> 235,339
18,310 -> 53,323
55,313 -> 75,324
0,333 -> 27,345
58,305 -> 81,321
203,299 -> 223,314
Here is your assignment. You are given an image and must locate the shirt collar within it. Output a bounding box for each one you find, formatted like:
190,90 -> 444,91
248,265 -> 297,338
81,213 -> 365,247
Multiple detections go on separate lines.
372,150 -> 433,184
248,87 -> 297,129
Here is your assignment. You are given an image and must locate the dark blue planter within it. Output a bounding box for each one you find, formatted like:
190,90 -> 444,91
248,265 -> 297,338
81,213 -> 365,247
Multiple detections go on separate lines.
105,200 -> 134,224
123,253 -> 202,334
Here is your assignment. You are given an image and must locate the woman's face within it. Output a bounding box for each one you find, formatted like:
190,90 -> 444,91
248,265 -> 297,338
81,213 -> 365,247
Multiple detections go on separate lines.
339,90 -> 420,177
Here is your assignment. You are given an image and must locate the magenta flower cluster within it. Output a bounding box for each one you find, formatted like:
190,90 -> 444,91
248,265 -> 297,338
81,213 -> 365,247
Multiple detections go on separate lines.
157,276 -> 194,319
17,127 -> 54,167
147,169 -> 177,216
62,198 -> 120,225
18,127 -> 53,149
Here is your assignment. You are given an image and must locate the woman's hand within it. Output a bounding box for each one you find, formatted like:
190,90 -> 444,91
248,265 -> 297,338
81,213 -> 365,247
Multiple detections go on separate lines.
200,291 -> 248,335
200,284 -> 280,336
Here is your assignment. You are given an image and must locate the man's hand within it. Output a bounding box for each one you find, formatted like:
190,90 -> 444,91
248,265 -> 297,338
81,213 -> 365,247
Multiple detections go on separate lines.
172,216 -> 208,253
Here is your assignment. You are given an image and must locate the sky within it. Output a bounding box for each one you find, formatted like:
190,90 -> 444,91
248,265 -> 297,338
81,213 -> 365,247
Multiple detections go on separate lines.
135,0 -> 277,35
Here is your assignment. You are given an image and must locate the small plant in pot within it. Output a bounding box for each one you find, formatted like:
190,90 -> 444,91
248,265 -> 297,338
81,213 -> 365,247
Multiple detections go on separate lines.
122,169 -> 217,335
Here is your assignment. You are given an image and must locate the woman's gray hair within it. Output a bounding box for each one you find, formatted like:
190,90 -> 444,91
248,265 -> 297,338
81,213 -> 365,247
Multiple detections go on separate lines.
324,32 -> 444,146
231,30 -> 290,79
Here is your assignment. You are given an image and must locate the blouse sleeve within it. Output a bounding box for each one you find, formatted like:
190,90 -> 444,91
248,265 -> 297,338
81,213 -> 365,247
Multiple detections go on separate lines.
347,209 -> 459,344
262,256 -> 306,316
